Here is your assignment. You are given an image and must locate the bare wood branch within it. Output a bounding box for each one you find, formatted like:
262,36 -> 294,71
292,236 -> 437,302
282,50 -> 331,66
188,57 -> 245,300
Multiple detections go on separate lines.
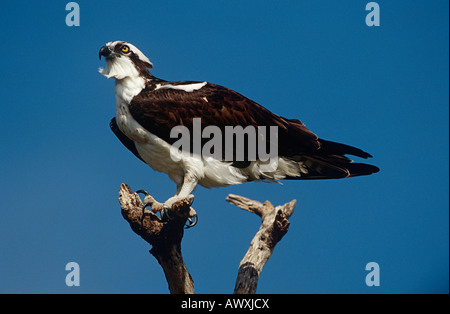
118,183 -> 195,294
119,185 -> 295,294
226,194 -> 296,294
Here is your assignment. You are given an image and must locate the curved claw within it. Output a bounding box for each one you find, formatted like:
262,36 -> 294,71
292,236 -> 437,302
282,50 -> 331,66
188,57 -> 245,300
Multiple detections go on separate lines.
140,202 -> 156,224
187,194 -> 195,206
185,214 -> 198,229
142,201 -> 153,211
161,206 -> 175,221
136,190 -> 159,213
135,190 -> 149,196
136,190 -> 151,209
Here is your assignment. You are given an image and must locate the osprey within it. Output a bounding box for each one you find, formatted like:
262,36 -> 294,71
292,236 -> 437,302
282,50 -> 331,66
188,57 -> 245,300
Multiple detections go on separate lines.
99,41 -> 379,225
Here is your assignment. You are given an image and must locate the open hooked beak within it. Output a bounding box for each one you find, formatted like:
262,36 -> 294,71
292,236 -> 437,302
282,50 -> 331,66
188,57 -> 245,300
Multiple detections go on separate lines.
99,46 -> 112,60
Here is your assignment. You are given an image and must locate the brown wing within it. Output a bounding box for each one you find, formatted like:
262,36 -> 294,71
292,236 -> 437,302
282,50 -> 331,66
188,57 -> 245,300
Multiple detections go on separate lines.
127,80 -> 379,178
128,81 -> 320,157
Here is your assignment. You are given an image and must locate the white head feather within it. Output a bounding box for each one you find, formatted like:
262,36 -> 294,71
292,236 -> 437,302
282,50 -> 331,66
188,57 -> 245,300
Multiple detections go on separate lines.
99,41 -> 153,80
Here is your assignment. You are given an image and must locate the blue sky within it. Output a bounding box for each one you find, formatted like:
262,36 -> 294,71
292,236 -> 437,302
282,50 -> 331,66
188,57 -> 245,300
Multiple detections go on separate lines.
0,1 -> 448,294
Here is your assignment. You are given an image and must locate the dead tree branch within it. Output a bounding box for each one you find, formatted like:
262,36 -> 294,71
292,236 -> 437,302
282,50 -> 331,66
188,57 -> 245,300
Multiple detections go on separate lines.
226,194 -> 296,294
118,183 -> 195,294
118,183 -> 296,294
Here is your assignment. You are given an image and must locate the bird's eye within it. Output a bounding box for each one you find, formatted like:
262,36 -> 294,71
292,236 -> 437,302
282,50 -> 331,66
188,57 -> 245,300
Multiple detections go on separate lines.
121,45 -> 130,53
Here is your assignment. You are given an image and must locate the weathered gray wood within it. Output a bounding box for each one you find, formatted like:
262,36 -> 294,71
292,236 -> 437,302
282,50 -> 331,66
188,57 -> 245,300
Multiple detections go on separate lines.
226,194 -> 296,294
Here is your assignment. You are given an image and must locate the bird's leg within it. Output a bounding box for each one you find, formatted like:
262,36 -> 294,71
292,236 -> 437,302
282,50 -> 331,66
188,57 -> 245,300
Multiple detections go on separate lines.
135,173 -> 198,228
163,173 -> 197,211
162,172 -> 198,227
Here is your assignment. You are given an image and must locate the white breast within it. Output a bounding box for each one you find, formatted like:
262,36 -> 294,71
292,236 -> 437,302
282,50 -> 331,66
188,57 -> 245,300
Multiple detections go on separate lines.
115,76 -> 149,142
114,77 -> 187,184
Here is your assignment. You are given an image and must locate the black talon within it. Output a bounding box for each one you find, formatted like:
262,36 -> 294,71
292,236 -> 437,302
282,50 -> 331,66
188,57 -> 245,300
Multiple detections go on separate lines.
136,191 -> 197,228
136,190 -> 150,196
185,214 -> 198,229
161,206 -> 175,222
136,190 -> 155,224
141,202 -> 154,224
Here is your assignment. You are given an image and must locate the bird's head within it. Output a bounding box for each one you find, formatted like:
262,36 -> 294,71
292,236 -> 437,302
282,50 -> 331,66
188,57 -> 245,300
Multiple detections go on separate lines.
98,41 -> 153,80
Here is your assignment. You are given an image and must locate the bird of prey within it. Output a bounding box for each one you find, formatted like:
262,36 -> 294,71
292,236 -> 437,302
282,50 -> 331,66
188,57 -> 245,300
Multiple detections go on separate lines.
99,41 -> 379,226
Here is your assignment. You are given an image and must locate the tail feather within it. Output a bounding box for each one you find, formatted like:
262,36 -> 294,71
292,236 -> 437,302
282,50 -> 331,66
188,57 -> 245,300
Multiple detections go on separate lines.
346,163 -> 380,177
285,139 -> 379,180
319,139 -> 373,159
